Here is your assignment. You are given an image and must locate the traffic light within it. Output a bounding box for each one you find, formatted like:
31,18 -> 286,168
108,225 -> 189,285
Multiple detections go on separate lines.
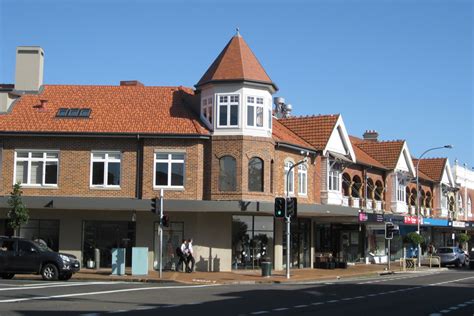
274,197 -> 285,218
161,214 -> 169,227
385,222 -> 399,239
286,197 -> 297,219
151,197 -> 158,214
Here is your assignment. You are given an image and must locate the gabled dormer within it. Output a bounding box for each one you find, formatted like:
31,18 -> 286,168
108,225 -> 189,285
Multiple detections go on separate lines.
195,33 -> 277,137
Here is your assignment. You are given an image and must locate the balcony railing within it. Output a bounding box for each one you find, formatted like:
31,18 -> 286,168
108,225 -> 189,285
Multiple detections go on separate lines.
342,196 -> 349,207
352,198 -> 360,208
366,199 -> 373,210
375,201 -> 382,211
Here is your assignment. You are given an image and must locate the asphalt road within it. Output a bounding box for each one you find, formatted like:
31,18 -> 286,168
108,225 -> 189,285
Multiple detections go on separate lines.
0,269 -> 472,316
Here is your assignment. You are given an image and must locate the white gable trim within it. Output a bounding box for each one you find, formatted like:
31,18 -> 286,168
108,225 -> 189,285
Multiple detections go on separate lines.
395,142 -> 416,177
441,159 -> 455,186
322,115 -> 356,163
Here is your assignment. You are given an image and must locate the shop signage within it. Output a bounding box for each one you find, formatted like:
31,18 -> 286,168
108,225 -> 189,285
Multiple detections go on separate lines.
421,218 -> 449,227
451,221 -> 466,228
404,216 -> 420,225
358,212 -> 384,223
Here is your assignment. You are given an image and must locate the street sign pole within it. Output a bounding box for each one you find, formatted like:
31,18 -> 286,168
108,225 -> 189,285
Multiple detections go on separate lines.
159,189 -> 164,279
285,157 -> 307,279
388,238 -> 391,271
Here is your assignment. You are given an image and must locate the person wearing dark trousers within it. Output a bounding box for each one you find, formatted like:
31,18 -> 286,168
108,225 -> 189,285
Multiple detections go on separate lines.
176,239 -> 188,272
185,238 -> 195,273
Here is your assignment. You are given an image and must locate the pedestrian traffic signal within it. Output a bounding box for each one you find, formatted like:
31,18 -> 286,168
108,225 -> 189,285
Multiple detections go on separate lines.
385,222 -> 399,239
151,197 -> 158,214
161,214 -> 169,227
274,197 -> 286,218
286,197 -> 297,219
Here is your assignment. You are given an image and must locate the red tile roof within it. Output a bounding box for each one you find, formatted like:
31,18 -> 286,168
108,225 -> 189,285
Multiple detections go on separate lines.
0,85 -> 210,136
349,136 -> 387,169
354,139 -> 405,170
413,158 -> 447,182
196,35 -> 276,90
272,118 -> 315,150
278,115 -> 339,151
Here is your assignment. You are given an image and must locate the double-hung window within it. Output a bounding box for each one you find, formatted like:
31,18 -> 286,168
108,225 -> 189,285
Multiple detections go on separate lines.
91,152 -> 121,188
396,175 -> 406,202
247,96 -> 264,128
218,95 -> 239,127
15,151 -> 59,186
327,160 -> 340,191
298,164 -> 307,196
284,161 -> 294,195
202,97 -> 213,125
154,153 -> 185,188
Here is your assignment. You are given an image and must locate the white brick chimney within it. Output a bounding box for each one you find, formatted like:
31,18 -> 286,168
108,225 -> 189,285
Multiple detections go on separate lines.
15,46 -> 44,92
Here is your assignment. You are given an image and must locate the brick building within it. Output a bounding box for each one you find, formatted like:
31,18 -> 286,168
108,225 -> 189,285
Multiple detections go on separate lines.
0,35 -> 472,272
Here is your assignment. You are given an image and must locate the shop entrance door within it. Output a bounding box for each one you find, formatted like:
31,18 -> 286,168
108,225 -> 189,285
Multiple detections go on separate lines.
283,218 -> 311,268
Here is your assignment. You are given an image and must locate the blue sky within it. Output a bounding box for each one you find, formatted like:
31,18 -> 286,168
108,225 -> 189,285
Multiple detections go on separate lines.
1,0 -> 472,167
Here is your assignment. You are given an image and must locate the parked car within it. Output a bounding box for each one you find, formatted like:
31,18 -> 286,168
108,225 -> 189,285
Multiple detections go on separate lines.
0,236 -> 80,281
437,247 -> 468,267
469,249 -> 474,270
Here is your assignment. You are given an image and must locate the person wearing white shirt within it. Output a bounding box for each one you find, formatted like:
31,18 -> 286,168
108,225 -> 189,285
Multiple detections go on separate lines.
185,238 -> 195,273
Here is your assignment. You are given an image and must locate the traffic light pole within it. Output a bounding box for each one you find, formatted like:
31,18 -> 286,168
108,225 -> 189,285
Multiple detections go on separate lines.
159,189 -> 164,279
285,158 -> 307,279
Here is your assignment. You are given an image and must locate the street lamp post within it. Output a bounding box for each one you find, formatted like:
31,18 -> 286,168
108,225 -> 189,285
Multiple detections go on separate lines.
285,157 -> 307,279
416,145 -> 452,267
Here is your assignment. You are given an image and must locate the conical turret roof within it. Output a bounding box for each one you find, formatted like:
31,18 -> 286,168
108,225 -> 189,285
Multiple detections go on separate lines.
196,34 -> 277,90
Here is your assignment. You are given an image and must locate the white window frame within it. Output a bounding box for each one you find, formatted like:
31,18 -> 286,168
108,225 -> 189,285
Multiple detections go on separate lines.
201,96 -> 213,126
14,150 -> 59,187
153,152 -> 185,189
246,96 -> 264,128
468,197 -> 472,216
217,94 -> 239,128
327,159 -> 340,192
90,151 -> 121,189
298,164 -> 307,196
284,160 -> 294,195
397,181 -> 406,202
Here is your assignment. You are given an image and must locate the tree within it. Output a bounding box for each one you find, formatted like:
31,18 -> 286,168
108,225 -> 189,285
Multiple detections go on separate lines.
457,233 -> 471,249
7,183 -> 29,236
404,232 -> 425,246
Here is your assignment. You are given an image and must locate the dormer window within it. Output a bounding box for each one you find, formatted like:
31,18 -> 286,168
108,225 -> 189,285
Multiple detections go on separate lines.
246,96 -> 264,128
201,97 -> 213,125
218,95 -> 239,127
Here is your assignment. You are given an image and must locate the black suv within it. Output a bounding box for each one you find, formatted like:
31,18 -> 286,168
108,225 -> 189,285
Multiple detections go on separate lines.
0,236 -> 80,281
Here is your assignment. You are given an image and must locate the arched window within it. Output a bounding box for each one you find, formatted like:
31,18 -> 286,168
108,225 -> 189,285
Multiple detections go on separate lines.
352,176 -> 362,198
405,187 -> 411,205
426,192 -> 432,208
468,197 -> 472,214
375,180 -> 383,201
410,188 -> 417,206
298,164 -> 307,196
219,156 -> 236,191
457,195 -> 463,210
367,178 -> 375,199
342,173 -> 351,197
248,157 -> 263,192
284,160 -> 294,195
420,190 -> 426,208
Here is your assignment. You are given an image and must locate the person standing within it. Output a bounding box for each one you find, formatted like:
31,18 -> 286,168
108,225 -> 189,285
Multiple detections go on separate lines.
185,238 -> 195,273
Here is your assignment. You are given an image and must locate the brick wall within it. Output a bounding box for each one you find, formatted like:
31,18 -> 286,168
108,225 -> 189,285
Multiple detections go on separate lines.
1,136 -> 137,197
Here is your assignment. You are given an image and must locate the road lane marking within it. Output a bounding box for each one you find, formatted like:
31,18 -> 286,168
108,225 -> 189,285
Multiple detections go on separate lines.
327,300 -> 339,303
0,284 -> 219,303
273,307 -> 288,311
429,297 -> 474,315
294,304 -> 307,308
0,281 -> 127,292
311,302 -> 324,305
251,311 -> 269,315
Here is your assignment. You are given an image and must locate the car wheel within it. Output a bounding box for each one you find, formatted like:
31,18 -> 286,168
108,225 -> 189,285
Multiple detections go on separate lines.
58,272 -> 72,281
0,273 -> 14,279
41,263 -> 59,281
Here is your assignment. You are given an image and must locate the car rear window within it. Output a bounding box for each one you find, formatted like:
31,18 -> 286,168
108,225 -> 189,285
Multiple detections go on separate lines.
438,248 -> 454,254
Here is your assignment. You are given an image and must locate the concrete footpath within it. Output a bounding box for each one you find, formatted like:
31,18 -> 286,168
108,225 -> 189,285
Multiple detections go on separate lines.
15,263 -> 446,285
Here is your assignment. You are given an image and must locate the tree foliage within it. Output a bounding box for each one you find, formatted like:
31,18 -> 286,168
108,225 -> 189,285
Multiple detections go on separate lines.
404,232 -> 425,245
457,233 -> 471,244
7,183 -> 29,234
